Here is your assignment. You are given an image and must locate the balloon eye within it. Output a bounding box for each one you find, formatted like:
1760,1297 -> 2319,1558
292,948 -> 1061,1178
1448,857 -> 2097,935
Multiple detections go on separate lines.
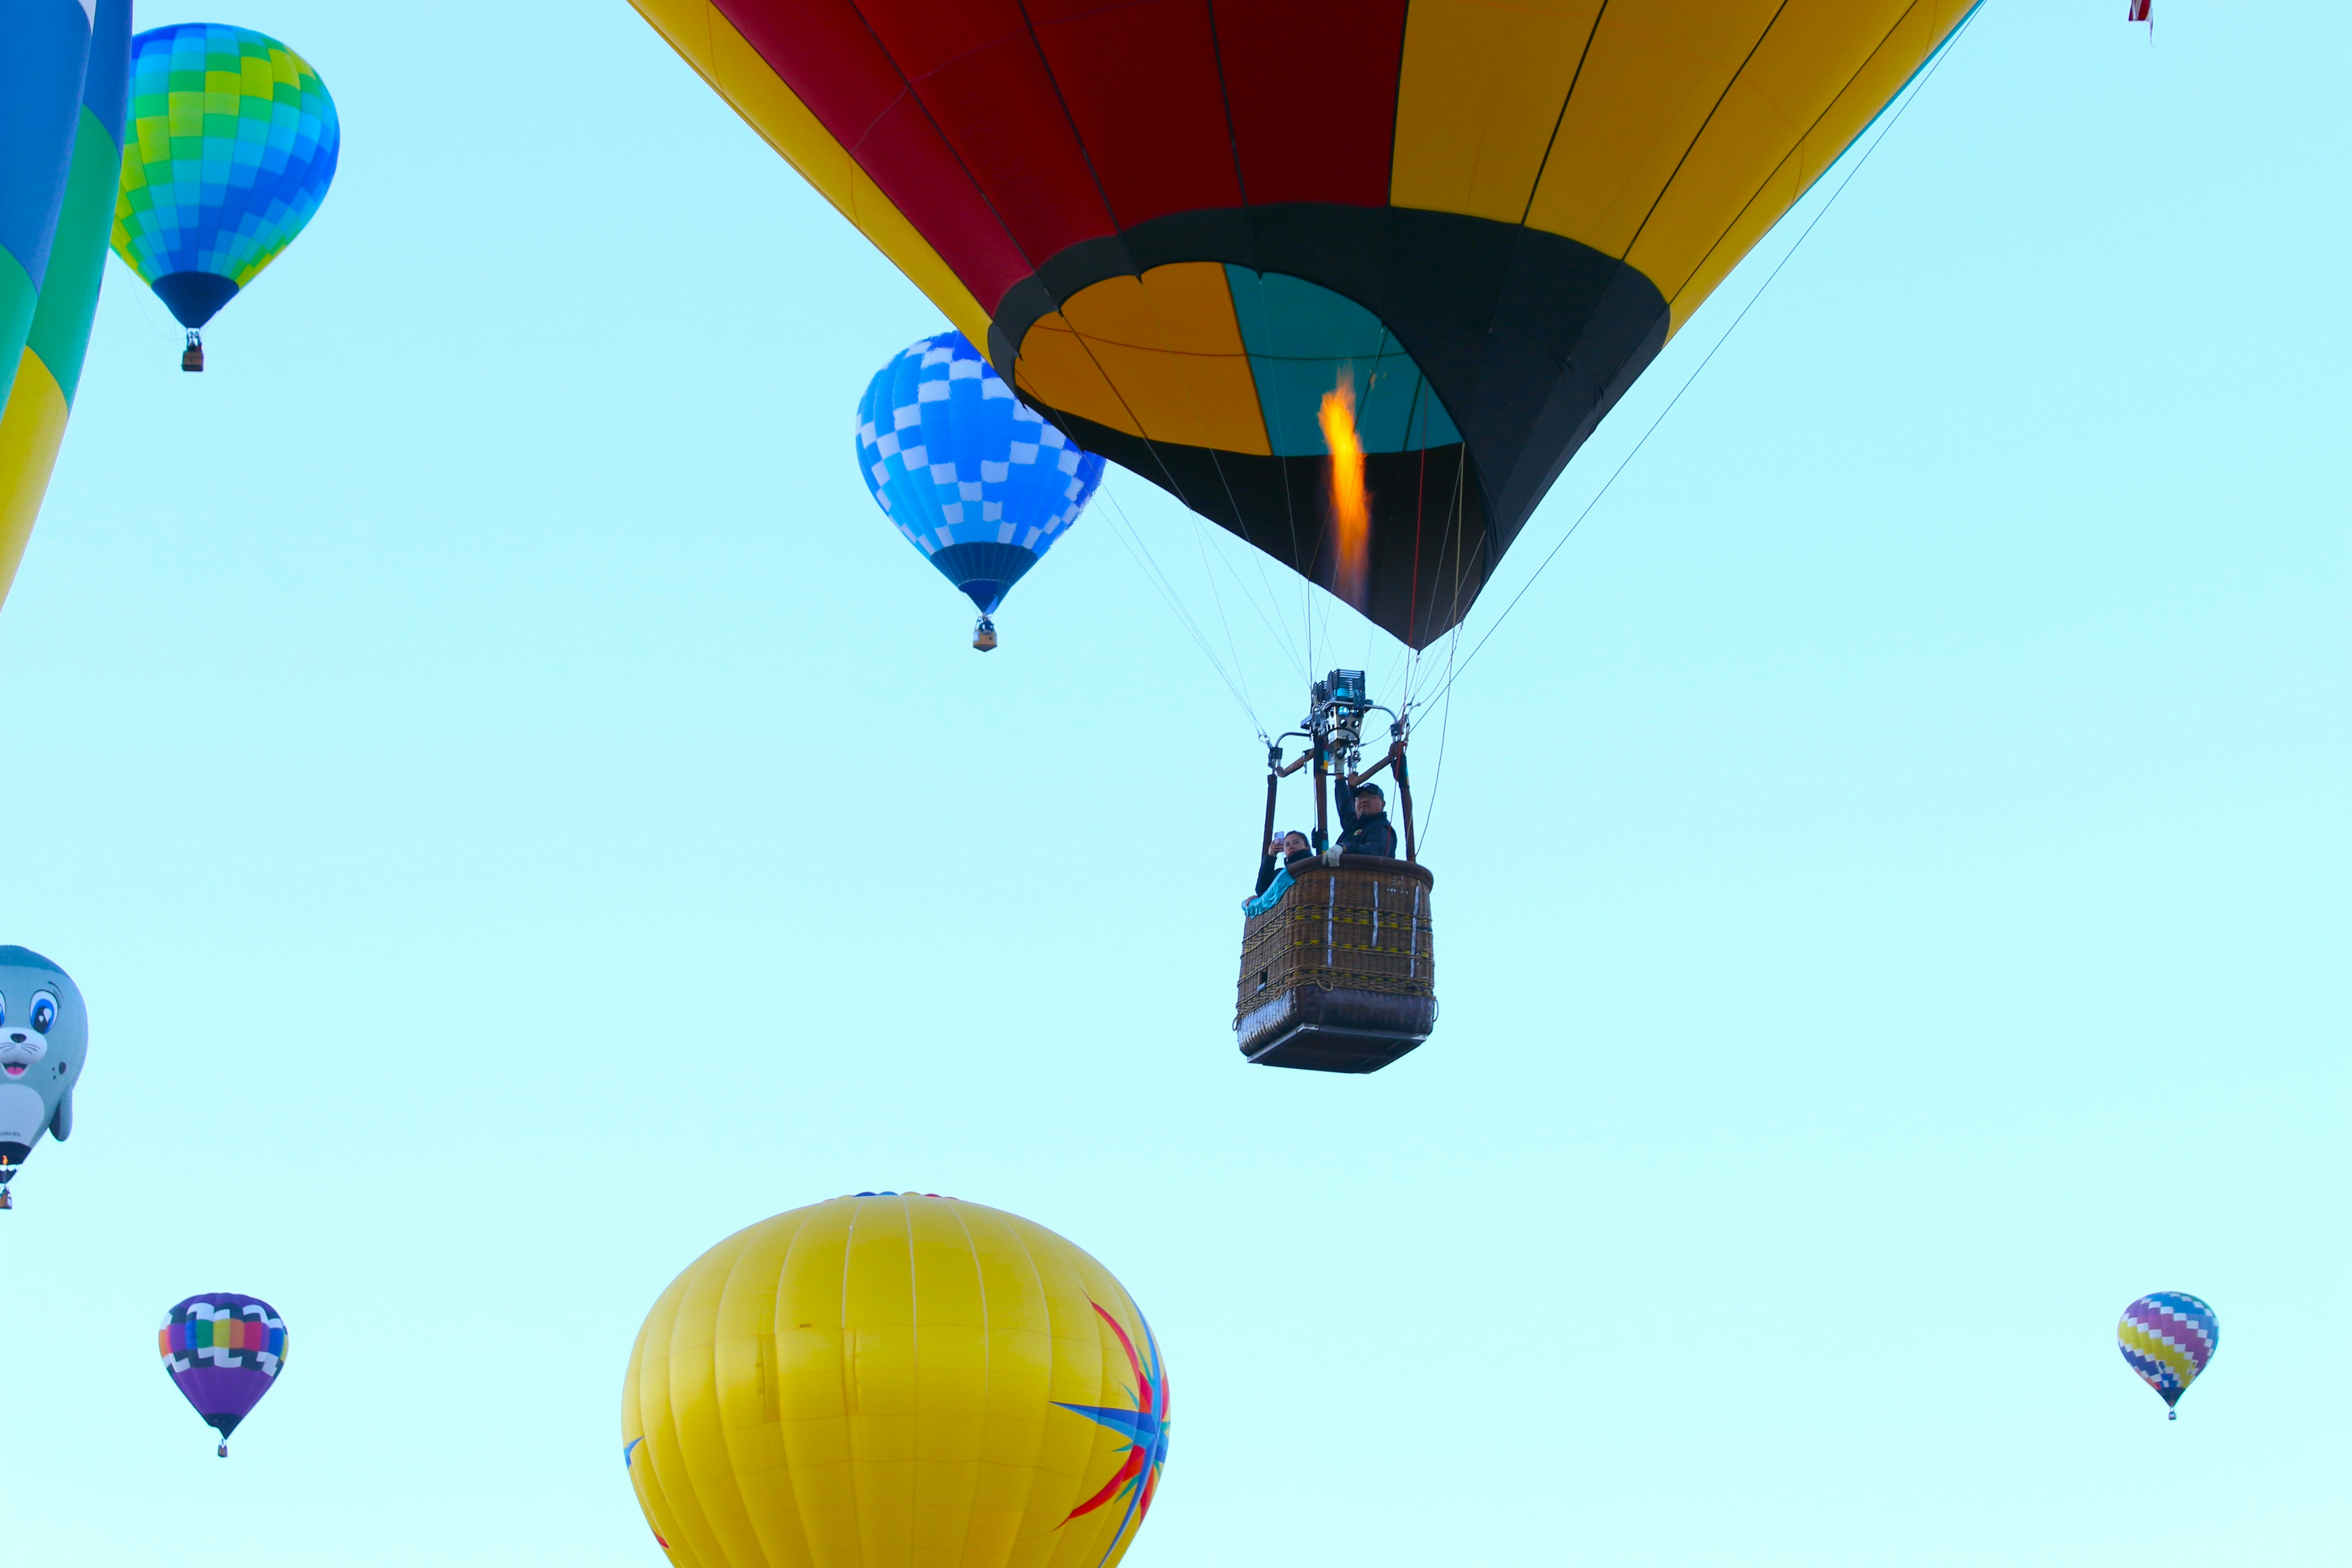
29,994 -> 55,1034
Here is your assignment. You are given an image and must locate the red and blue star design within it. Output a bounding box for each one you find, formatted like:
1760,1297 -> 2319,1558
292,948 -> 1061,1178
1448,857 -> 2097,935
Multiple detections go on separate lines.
1054,1301 -> 1170,1562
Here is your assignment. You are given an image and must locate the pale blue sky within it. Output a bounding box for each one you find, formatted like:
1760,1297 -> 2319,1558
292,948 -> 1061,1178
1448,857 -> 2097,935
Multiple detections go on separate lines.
3,4 -> 2343,1565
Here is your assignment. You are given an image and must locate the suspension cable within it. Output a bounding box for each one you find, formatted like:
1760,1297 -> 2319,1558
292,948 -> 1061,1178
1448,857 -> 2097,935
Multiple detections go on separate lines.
1098,484 -> 1268,738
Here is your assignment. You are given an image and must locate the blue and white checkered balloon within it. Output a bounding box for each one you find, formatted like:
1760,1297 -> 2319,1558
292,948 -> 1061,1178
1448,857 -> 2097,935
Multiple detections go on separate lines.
856,332 -> 1107,618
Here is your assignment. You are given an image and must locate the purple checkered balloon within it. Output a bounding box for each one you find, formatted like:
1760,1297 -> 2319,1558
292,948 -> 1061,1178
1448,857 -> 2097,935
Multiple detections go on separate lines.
159,1294 -> 287,1455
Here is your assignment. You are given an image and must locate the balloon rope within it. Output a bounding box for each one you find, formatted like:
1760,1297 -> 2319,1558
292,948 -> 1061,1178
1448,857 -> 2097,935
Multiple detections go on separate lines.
1411,624 -> 1465,850
1410,3 -> 1984,717
1185,496 -> 1310,684
1099,484 -> 1268,738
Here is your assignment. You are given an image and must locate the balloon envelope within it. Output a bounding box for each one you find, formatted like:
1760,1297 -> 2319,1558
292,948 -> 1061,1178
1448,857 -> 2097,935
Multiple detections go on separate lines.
630,0 -> 1977,646
2117,1292 -> 2217,1416
110,23 -> 339,330
624,1192 -> 1169,1568
0,0 -> 129,612
0,0 -> 95,416
858,331 -> 1106,616
159,1293 -> 288,1446
0,946 -> 90,1206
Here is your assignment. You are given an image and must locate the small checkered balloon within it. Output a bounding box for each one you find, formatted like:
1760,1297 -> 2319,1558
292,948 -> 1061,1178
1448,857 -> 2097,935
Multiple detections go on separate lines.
159,1293 -> 287,1455
2117,1292 -> 2217,1419
856,332 -> 1106,621
111,23 -> 339,331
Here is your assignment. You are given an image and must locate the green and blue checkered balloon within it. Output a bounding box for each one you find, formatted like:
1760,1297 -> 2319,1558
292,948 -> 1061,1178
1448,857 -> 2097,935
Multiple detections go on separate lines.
110,22 -> 337,338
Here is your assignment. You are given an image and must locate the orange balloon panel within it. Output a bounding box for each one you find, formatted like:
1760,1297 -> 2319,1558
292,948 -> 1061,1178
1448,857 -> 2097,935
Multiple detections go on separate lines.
623,1194 -> 1170,1568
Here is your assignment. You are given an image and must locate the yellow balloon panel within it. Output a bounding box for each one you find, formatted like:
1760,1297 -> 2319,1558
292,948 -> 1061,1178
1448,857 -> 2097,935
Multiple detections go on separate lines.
625,1195 -> 1169,1568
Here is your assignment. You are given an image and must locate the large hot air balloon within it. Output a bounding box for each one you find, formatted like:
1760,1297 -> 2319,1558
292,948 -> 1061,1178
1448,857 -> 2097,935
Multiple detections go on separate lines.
110,23 -> 340,370
0,0 -> 98,483
2117,1291 -> 2217,1420
624,1192 -> 1170,1568
628,0 -> 1976,646
159,1293 -> 288,1455
858,331 -> 1106,649
0,946 -> 89,1210
0,0 -> 130,612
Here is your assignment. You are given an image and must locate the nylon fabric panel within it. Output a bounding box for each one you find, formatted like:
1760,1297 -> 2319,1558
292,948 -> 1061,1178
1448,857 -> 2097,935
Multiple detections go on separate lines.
2119,1323 -> 2199,1385
1211,0 -> 1406,208
906,1199 -> 988,1562
1020,1214 -> 1131,1568
713,1 -> 1034,311
1663,0 -> 1972,325
1390,0 -> 1607,224
1021,264 -> 1270,455
870,348 -> 950,546
845,1198 -> 921,1565
716,1220 -> 816,1568
847,3 -> 1115,270
626,1 -> 993,355
0,0 -> 126,612
630,1265 -> 714,1567
775,1201 -> 861,1564
1023,0 -> 1242,229
674,1227 -> 773,1568
956,1206 -> 1054,1565
1622,0 -> 1920,305
1223,267 -> 1463,456
1520,0 -> 1786,260
1011,317 -> 1142,437
26,104 -> 120,403
0,0 -> 92,417
0,355 -> 68,611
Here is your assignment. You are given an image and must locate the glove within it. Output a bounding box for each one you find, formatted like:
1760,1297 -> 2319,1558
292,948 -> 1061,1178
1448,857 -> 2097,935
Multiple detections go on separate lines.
1323,845 -> 1344,867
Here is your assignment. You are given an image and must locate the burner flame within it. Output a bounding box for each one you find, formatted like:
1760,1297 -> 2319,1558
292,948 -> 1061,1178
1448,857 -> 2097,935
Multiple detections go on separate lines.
1319,370 -> 1370,608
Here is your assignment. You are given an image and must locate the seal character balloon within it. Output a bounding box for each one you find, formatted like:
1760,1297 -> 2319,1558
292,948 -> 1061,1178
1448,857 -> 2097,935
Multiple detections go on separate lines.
160,1294 -> 288,1455
0,945 -> 89,1210
2117,1292 -> 2217,1420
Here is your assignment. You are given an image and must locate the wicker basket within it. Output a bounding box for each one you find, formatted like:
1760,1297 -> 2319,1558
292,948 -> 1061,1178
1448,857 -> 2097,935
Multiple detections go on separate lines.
1236,856 -> 1436,1073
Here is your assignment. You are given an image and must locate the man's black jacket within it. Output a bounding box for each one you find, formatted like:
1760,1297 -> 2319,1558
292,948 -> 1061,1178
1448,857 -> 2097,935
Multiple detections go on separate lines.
1335,790 -> 1398,858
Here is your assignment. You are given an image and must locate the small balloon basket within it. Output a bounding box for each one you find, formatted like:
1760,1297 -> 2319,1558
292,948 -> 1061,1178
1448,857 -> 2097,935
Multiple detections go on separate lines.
1237,855 -> 1436,1073
181,331 -> 203,372
972,615 -> 998,652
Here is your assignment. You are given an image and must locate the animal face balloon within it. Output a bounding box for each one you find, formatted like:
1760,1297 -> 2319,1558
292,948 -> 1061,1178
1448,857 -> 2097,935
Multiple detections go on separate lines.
0,946 -> 88,1208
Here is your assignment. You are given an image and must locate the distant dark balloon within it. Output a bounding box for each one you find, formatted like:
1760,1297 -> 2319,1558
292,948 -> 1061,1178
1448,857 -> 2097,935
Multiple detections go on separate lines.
159,1294 -> 288,1456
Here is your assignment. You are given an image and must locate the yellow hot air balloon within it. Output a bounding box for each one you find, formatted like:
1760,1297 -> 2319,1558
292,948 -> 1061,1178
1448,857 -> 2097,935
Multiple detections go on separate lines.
623,1193 -> 1170,1568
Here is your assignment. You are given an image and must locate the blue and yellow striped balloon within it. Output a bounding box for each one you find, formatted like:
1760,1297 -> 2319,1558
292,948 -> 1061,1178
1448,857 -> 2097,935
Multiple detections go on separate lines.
111,22 -> 339,341
2117,1291 -> 2218,1419
0,0 -> 128,612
